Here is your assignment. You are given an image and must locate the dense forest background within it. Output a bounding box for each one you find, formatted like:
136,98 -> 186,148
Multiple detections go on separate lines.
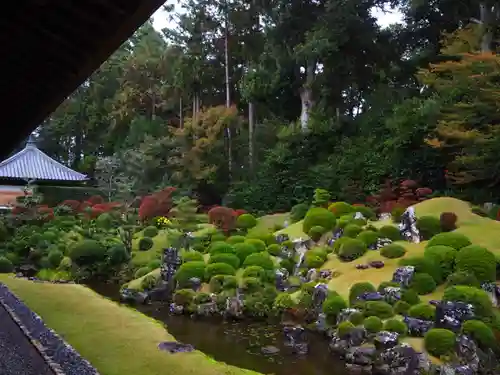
37,0 -> 500,214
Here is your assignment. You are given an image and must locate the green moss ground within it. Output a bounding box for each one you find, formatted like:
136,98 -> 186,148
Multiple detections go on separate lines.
0,275 -> 260,375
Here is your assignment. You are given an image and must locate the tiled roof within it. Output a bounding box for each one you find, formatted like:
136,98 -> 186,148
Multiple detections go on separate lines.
0,143 -> 87,181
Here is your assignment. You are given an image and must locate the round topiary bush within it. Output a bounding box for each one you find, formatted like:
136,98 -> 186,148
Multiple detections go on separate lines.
394,300 -> 411,315
290,203 -> 309,223
182,251 -> 204,263
173,289 -> 196,306
134,267 -> 150,279
209,253 -> 240,269
337,321 -> 355,337
401,289 -> 421,305
349,311 -> 364,326
244,238 -> 267,253
328,202 -> 353,216
416,216 -> 442,240
309,248 -> 328,262
424,245 -> 457,279
267,244 -> 281,256
304,254 -> 324,268
69,240 -> 107,266
446,271 -> 480,288
343,224 -> 363,238
226,235 -> 246,244
211,232 -> 227,242
302,207 -> 337,234
349,282 -> 377,305
352,205 -> 376,220
440,212 -> 458,232
410,273 -> 437,295
234,243 -> 259,264
209,241 -> 236,255
455,245 -> 496,284
47,249 -> 64,268
280,258 -> 294,274
378,225 -> 402,241
332,237 -> 350,254
363,301 -> 394,319
58,256 -> 72,271
241,276 -> 262,292
426,232 -> 471,251
148,259 -> 162,269
384,319 -> 408,335
424,329 -> 456,357
273,293 -> 296,311
339,238 -> 367,262
205,262 -> 236,280
242,265 -> 266,280
408,303 -> 436,320
323,295 -> 348,321
0,256 -> 13,273
443,286 -> 493,319
175,261 -> 206,287
96,213 -> 113,229
243,252 -> 274,270
138,237 -> 154,251
381,244 -> 407,259
308,225 -> 326,242
363,316 -> 383,333
143,226 -> 159,238
399,256 -> 442,284
236,213 -> 257,229
461,320 -> 496,349
357,230 -> 379,247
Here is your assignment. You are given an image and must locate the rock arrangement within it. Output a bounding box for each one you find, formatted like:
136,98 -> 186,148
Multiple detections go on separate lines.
0,284 -> 99,375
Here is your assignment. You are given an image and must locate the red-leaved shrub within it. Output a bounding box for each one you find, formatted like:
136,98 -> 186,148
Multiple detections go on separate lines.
138,187 -> 176,221
208,206 -> 236,233
370,179 -> 432,213
233,209 -> 247,217
60,200 -> 80,212
88,195 -> 104,205
440,212 -> 457,232
37,205 -> 54,221
79,201 -> 92,212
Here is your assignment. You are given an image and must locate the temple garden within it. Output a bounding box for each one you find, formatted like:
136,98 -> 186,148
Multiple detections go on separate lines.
0,180 -> 500,374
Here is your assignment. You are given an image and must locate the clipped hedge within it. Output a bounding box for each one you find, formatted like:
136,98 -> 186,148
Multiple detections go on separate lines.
244,238 -> 267,252
363,301 -> 394,319
309,226 -> 326,241
209,253 -> 240,269
236,213 -> 257,229
446,271 -> 480,288
302,207 -> 336,234
242,265 -> 267,280
69,240 -> 107,266
338,238 -> 367,261
343,224 -> 363,238
455,245 -> 496,284
143,226 -> 159,238
378,225 -> 402,241
205,262 -> 236,280
408,303 -> 436,321
209,241 -> 236,255
243,252 -> 274,270
381,244 -> 406,259
462,320 -> 496,349
416,216 -> 442,240
290,203 -> 309,223
349,282 -> 376,305
424,329 -> 456,357
356,230 -> 379,247
234,242 -> 259,263
182,251 -> 204,263
138,237 -> 154,251
226,235 -> 246,244
424,245 -> 457,279
175,261 -> 206,287
363,316 -> 383,333
0,256 -> 13,273
443,286 -> 493,319
399,256 -> 442,285
328,202 -> 353,216
426,232 -> 471,251
323,295 -> 348,321
410,273 -> 437,295
384,319 -> 407,335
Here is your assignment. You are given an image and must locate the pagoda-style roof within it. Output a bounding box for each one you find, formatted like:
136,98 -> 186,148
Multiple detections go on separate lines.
0,139 -> 87,181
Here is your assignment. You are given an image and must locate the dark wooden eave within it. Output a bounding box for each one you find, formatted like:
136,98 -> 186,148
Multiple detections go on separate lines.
0,0 -> 165,159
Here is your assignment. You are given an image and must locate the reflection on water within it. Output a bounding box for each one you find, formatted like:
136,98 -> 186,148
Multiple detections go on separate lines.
89,283 -> 347,375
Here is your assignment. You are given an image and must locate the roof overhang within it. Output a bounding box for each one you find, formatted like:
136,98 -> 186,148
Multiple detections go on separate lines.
0,0 -> 165,160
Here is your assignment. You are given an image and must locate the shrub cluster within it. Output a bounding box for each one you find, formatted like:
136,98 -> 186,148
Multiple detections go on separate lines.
410,273 -> 437,295
338,238 -> 366,261
399,256 -> 442,284
236,213 -> 257,229
416,216 -> 442,240
440,212 -> 458,232
349,282 -> 376,305
380,244 -> 406,259
363,301 -> 394,319
384,319 -> 407,335
302,207 -> 336,234
363,316 -> 383,333
356,230 -> 379,247
455,245 -> 496,284
290,203 -> 309,223
138,237 -> 154,251
243,252 -> 274,270
143,226 -> 159,238
343,224 -> 363,238
424,245 -> 457,280
209,253 -> 240,269
424,329 -> 456,357
308,226 -> 326,241
426,232 -> 471,251
408,303 -> 436,320
378,225 -> 402,241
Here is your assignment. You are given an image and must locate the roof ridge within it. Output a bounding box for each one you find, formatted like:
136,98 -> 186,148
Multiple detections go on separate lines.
31,147 -> 87,179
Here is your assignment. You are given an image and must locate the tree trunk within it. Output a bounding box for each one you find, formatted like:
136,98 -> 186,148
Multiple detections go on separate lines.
479,2 -> 494,53
179,96 -> 184,128
299,62 -> 315,132
224,0 -> 232,179
248,101 -> 255,173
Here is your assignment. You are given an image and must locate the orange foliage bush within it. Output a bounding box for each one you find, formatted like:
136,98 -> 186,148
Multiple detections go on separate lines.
37,205 -> 54,221
208,206 -> 236,233
138,187 -> 176,221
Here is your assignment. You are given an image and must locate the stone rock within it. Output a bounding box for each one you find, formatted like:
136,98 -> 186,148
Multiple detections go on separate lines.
120,288 -> 149,305
379,212 -> 392,221
368,260 -> 385,269
14,265 -> 38,278
225,297 -> 242,318
188,277 -> 202,291
283,325 -> 308,354
345,346 -> 376,367
481,282 -> 498,307
345,327 -> 368,347
337,308 -> 361,325
369,237 -> 393,251
315,313 -> 328,332
198,301 -> 218,316
306,268 -> 318,282
169,303 -> 184,315
354,212 -> 366,220
382,286 -> 401,304
374,331 -> 399,351
158,341 -> 194,353
435,301 -> 474,332
392,266 -> 415,288
276,233 -> 289,244
429,300 -> 441,306
356,264 -> 370,270
375,344 -> 423,375
261,345 -> 280,355
403,316 -> 433,337
319,269 -> 333,280
329,334 -> 350,357
357,292 -> 384,302
456,335 -> 479,372
312,283 -> 329,312
398,206 -> 421,243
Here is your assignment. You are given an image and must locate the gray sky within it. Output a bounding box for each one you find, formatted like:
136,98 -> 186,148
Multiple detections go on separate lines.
151,3 -> 404,31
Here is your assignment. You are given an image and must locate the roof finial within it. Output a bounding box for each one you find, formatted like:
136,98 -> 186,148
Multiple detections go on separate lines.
26,134 -> 37,148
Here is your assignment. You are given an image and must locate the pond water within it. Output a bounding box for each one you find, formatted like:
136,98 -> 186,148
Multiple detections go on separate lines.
89,283 -> 348,375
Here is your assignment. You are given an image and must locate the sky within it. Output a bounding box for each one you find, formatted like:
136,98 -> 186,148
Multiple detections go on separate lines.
151,3 -> 404,32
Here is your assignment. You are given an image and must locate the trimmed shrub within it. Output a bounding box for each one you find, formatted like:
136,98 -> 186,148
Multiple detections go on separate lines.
349,282 -> 376,305
234,243 -> 259,264
424,245 -> 457,279
143,226 -> 159,238
332,237 -> 350,254
384,319 -> 407,335
280,258 -> 294,274
290,203 -> 309,223
416,216 -> 442,240
443,286 -> 493,319
138,237 -> 154,251
401,289 -> 421,305
227,235 -> 246,245
399,256 -> 442,284
242,265 -> 266,280
455,245 -> 496,283
323,295 -> 348,321
241,276 -> 262,292
424,329 -> 456,357
141,274 -> 158,290
352,205 -> 376,220
302,207 -> 336,234
175,261 -> 206,287
381,244 -> 406,259
69,240 -> 107,266
211,232 -> 227,242
134,267 -> 150,279
338,238 -> 367,261
47,249 -> 64,268
426,232 -> 471,251
148,259 -> 162,269
173,289 -> 195,306
408,303 -> 436,320
349,311 -> 364,326
462,320 -> 496,349
205,262 -> 236,280
391,206 -> 406,223
267,244 -> 281,256
182,251 -> 204,263
244,238 -> 267,253
58,257 -> 72,271
209,241 -> 236,255
343,224 -> 363,238
0,256 -> 13,273
243,252 -> 274,270
337,321 -> 355,337
209,253 -> 240,269
308,226 -> 326,242
363,301 -> 394,319
236,213 -> 257,229
446,271 -> 480,288
328,202 -> 353,216
222,275 -> 238,289
440,212 -> 458,232
378,225 -> 402,241
394,300 -> 411,315
410,273 -> 437,295
273,293 -> 296,311
363,316 -> 383,333
357,230 -> 379,247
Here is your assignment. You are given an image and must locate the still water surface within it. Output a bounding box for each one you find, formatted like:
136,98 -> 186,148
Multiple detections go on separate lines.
89,283 -> 348,375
